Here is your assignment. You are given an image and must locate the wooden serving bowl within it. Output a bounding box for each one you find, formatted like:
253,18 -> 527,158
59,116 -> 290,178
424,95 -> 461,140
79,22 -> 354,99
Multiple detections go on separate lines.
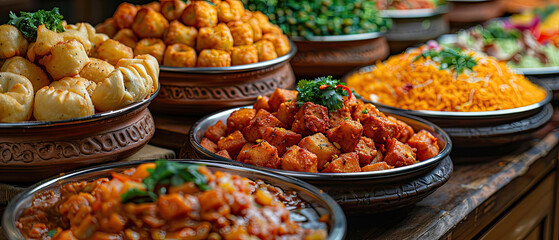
0,91 -> 158,183
183,106 -> 453,215
289,33 -> 389,79
149,43 -> 297,116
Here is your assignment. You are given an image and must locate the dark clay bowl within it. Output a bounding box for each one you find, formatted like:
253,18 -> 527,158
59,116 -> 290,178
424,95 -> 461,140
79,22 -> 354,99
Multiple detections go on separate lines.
149,42 -> 297,116
289,32 -> 390,79
447,0 -> 506,25
183,106 -> 453,215
0,88 -> 159,183
2,159 -> 346,240
380,5 -> 449,53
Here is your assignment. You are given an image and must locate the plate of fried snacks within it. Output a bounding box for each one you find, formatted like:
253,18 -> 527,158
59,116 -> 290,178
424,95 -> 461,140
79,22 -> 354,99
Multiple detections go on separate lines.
96,0 -> 297,115
186,77 -> 453,214
0,8 -> 160,182
345,42 -> 552,148
3,159 -> 346,239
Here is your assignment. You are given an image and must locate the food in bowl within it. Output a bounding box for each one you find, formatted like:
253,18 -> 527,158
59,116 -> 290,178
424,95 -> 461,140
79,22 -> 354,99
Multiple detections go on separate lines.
200,77 -> 441,173
377,0 -> 443,10
346,42 -> 547,112
16,160 -> 328,239
96,0 -> 291,67
242,0 -> 391,38
0,8 -> 159,122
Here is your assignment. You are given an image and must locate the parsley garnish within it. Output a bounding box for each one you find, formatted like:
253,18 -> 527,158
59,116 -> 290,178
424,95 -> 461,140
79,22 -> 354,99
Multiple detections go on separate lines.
8,8 -> 65,41
121,160 -> 210,204
361,109 -> 368,114
414,48 -> 477,74
296,76 -> 351,112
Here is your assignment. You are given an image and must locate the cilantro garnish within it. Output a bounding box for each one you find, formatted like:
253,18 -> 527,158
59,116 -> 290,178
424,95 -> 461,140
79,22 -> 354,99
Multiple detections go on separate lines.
121,160 -> 210,204
46,229 -> 57,237
296,76 -> 352,112
8,8 -> 65,41
414,48 -> 477,74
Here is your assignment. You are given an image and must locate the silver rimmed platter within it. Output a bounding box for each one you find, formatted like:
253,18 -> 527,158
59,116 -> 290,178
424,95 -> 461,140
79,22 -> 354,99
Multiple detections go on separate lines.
0,88 -> 159,183
184,106 -> 453,214
151,42 -> 297,115
2,159 -> 346,240
288,32 -> 390,79
380,4 -> 449,18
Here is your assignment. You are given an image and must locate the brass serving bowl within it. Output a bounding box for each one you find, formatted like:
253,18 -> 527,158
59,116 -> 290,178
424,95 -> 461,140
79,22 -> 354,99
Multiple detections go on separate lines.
149,42 -> 297,116
0,88 -> 159,183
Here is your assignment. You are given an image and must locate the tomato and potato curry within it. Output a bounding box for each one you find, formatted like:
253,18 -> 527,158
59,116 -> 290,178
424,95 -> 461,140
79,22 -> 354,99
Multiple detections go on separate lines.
201,77 -> 441,173
17,160 -> 327,240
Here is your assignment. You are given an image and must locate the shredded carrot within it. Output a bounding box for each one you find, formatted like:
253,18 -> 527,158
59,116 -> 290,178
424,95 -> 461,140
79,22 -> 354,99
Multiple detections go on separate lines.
346,47 -> 547,112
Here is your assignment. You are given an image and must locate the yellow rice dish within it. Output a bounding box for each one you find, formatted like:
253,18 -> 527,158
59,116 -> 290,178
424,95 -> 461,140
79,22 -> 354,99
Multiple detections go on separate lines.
346,45 -> 547,112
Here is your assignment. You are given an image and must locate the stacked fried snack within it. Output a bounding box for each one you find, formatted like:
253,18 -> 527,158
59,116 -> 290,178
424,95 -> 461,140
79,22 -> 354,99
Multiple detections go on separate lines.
96,0 -> 291,67
0,22 -> 159,123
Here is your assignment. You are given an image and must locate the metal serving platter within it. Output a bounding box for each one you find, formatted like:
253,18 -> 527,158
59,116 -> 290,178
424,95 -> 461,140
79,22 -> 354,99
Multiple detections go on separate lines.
343,62 -> 552,126
438,34 -> 559,76
0,84 -> 160,128
160,41 -> 296,74
289,31 -> 386,42
2,159 -> 346,240
189,106 -> 452,181
380,4 -> 449,18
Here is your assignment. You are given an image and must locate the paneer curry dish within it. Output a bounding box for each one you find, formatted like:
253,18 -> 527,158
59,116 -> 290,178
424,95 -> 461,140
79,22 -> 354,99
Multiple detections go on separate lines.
16,160 -> 328,239
201,77 -> 441,173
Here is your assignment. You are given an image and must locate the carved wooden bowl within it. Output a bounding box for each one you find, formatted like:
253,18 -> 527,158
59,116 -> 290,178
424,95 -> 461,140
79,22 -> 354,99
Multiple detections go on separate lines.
289,33 -> 389,79
182,106 -> 453,215
381,6 -> 449,53
0,91 -> 158,183
149,43 -> 297,116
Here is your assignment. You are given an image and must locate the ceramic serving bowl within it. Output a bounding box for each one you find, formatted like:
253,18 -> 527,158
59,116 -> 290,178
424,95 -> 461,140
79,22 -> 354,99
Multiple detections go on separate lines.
380,5 -> 449,53
0,88 -> 159,183
289,32 -> 389,79
149,42 -> 297,116
183,106 -> 453,215
2,159 -> 346,240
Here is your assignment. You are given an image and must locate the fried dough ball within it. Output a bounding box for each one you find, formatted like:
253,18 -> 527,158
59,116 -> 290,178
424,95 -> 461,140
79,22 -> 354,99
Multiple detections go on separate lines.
252,11 -> 280,34
93,57 -> 157,111
0,25 -> 28,59
230,45 -> 258,66
39,40 -> 89,80
164,20 -> 198,47
142,1 -> 161,12
61,26 -> 92,54
217,0 -> 245,22
113,29 -> 138,48
1,56 -> 49,92
228,21 -> 254,46
51,76 -> 97,97
116,54 -> 159,93
134,38 -> 166,64
164,43 -> 197,67
0,72 -> 33,122
181,1 -> 218,28
197,49 -> 230,67
34,77 -> 95,121
114,3 -> 138,29
263,33 -> 290,57
161,0 -> 187,21
132,7 -> 169,38
247,18 -> 262,41
196,23 -> 233,51
79,58 -> 115,83
254,40 -> 277,62
32,25 -> 64,59
95,18 -> 119,38
96,39 -> 134,65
